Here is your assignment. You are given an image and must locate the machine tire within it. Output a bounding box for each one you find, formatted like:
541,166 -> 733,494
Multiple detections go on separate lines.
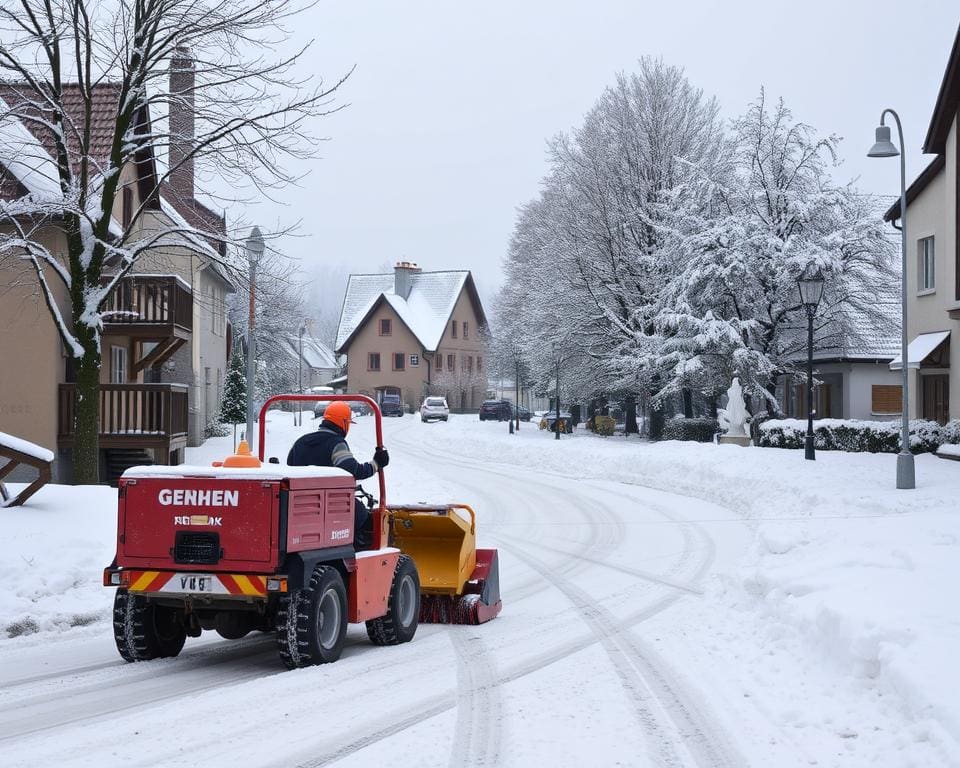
366,555 -> 420,646
113,589 -> 186,662
276,565 -> 348,669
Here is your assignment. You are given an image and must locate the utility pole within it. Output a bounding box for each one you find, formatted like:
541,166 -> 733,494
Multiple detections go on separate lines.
245,227 -> 264,448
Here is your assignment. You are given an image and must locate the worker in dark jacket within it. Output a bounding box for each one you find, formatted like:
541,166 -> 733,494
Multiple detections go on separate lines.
287,401 -> 389,548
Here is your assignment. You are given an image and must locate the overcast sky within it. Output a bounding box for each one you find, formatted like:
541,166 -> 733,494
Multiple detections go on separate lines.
241,1 -> 959,307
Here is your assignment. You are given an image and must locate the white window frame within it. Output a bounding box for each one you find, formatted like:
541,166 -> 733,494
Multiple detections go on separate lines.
410,354 -> 420,367
111,345 -> 128,384
918,236 -> 935,293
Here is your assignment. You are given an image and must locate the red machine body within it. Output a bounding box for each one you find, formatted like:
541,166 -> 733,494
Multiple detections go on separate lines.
117,473 -> 357,569
104,392 -> 496,669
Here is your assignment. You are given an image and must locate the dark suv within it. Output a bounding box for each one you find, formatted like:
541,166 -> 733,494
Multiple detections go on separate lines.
479,399 -> 512,421
381,393 -> 404,417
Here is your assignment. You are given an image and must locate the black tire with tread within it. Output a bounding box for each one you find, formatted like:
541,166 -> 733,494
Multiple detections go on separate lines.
113,588 -> 187,662
276,565 -> 348,669
366,555 -> 420,646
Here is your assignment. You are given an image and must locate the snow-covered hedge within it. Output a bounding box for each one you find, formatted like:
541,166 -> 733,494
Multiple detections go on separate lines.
662,417 -> 719,443
588,415 -> 616,436
758,418 -> 960,453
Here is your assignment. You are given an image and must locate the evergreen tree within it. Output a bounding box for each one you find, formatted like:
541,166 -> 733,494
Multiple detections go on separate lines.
220,342 -> 248,445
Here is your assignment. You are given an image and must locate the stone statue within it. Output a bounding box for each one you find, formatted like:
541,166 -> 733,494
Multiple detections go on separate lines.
718,377 -> 751,446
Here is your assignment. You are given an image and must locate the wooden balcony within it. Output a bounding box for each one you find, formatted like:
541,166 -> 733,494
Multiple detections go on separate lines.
101,275 -> 192,339
57,383 -> 189,456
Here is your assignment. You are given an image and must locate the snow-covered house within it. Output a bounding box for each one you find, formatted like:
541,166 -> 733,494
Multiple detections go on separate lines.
284,330 -> 339,390
880,23 -> 960,425
335,263 -> 488,412
0,55 -> 234,481
774,280 -> 902,421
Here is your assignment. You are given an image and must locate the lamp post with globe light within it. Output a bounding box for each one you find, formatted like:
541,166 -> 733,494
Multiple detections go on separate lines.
797,267 -> 825,461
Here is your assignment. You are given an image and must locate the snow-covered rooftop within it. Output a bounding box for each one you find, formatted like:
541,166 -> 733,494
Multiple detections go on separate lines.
0,96 -> 61,199
335,270 -> 474,353
285,334 -> 338,370
787,271 -> 901,363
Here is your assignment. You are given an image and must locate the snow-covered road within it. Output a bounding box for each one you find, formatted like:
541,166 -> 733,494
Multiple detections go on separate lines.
2,414 -> 956,766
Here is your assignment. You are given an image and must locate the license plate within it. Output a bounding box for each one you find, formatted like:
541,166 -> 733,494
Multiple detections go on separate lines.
170,573 -> 213,593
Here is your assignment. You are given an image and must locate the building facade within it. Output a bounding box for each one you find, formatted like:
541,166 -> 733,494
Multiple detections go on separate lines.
0,55 -> 234,482
335,263 -> 487,413
883,25 -> 960,424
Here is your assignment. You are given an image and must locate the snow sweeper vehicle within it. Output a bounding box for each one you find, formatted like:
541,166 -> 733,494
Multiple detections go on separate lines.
103,394 -> 501,668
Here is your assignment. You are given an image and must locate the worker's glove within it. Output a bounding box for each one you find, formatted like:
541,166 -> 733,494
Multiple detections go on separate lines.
374,447 -> 390,469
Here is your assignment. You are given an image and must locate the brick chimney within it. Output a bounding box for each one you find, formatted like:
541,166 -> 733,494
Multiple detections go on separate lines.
168,47 -> 195,200
393,261 -> 420,299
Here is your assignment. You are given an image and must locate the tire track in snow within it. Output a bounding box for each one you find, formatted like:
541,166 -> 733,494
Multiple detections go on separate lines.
286,590 -> 698,768
447,630 -> 501,768
389,422 -> 639,768
497,534 -> 743,768
0,627 -> 450,744
428,441 -> 740,767
396,429 -> 723,768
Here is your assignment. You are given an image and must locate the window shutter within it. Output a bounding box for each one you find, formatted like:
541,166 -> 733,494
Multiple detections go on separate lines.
872,385 -> 902,415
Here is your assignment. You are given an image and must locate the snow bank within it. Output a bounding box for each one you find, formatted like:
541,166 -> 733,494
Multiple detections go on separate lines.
0,484 -> 116,641
409,419 -> 960,753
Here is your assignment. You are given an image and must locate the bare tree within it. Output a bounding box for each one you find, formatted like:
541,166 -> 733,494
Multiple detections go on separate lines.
0,0 -> 347,481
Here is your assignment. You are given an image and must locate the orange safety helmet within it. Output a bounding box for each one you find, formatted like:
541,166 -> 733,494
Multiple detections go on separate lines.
323,401 -> 355,434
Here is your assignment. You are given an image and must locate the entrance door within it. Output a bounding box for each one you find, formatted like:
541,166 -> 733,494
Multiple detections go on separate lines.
921,375 -> 949,424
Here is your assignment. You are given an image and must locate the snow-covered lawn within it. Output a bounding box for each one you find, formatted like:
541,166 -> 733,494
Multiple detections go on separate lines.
1,411 -> 958,766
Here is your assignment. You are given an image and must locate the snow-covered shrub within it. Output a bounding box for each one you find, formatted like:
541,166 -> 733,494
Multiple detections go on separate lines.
591,415 -> 616,436
205,418 -> 230,439
662,417 -> 719,443
940,419 -> 960,445
758,418 -> 943,453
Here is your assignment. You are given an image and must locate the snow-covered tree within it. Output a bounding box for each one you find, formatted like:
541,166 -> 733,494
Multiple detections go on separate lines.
229,253 -> 307,405
498,62 -> 896,423
219,338 -> 246,445
653,93 -> 897,411
0,0 -> 347,482
498,58 -> 726,414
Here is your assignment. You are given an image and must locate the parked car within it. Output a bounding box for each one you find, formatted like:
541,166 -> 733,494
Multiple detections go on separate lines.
420,396 -> 449,422
381,393 -> 404,417
515,404 -> 532,422
350,401 -> 370,416
479,399 -> 512,421
313,401 -> 329,420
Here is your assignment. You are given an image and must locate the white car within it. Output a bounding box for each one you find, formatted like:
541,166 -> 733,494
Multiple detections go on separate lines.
420,396 -> 449,422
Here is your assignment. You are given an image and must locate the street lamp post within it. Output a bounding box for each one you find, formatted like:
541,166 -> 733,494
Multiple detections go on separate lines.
868,111 -> 915,489
515,358 -> 521,433
245,226 -> 264,450
297,322 -> 306,427
797,268 -> 825,461
551,342 -> 560,440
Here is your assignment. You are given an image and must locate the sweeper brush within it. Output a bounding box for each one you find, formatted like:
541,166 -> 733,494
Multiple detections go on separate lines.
389,504 -> 501,625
